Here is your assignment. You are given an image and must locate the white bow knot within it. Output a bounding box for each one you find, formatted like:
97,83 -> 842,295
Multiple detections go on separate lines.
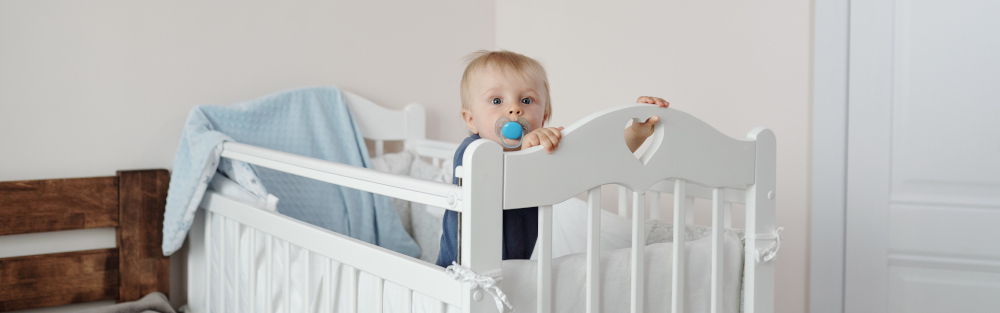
748,227 -> 784,264
445,262 -> 514,312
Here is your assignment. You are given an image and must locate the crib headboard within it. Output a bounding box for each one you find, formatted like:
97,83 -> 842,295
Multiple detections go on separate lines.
498,104 -> 777,313
343,91 -> 457,160
503,105 -> 757,209
0,169 -> 170,312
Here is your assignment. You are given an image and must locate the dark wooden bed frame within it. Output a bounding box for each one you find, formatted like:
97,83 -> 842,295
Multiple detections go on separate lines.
0,169 -> 170,312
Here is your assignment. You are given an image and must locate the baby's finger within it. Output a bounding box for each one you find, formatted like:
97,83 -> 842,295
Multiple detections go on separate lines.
541,129 -> 560,150
633,116 -> 657,127
521,133 -> 538,149
539,136 -> 555,154
637,96 -> 654,104
650,97 -> 665,107
548,126 -> 563,139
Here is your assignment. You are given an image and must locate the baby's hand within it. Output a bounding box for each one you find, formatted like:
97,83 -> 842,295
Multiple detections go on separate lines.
626,96 -> 671,152
637,96 -> 670,108
522,126 -> 565,154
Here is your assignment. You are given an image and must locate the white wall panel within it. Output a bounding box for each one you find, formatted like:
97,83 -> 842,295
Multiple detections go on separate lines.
890,205 -> 1000,261
889,0 -> 1000,208
889,267 -> 1000,313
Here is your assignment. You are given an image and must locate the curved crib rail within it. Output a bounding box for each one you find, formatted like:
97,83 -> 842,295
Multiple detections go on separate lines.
497,105 -> 776,313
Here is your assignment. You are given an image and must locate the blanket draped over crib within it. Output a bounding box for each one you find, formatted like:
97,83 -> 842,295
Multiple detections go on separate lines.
162,86 -> 420,258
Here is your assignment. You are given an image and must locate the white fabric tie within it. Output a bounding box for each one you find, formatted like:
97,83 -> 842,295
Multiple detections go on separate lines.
746,227 -> 784,263
445,262 -> 514,312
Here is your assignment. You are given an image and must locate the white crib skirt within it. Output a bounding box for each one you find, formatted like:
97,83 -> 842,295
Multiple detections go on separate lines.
209,215 -> 461,313
208,215 -> 742,313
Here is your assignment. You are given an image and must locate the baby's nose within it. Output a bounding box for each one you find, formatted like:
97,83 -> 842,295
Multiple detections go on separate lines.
507,107 -> 522,116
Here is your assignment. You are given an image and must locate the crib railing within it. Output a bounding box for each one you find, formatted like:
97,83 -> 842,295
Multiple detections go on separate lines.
190,192 -> 465,313
221,142 -> 463,211
188,138 -> 506,313
532,179 -> 750,313
501,105 -> 777,313
609,180 -> 744,312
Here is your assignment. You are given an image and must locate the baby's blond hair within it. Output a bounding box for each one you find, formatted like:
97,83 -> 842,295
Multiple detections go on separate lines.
460,50 -> 552,120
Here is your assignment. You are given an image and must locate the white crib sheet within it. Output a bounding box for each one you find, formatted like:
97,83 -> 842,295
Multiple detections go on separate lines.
209,213 -> 742,313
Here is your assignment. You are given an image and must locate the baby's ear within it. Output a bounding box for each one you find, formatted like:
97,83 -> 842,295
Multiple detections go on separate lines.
461,109 -> 479,134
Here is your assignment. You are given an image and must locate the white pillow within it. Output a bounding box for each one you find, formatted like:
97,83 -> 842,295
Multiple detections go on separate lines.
529,198 -> 745,260
530,198 -> 635,260
371,149 -> 454,263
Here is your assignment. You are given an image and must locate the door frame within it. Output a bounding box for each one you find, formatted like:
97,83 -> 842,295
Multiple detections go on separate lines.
809,0 -> 849,312
811,0 -> 896,312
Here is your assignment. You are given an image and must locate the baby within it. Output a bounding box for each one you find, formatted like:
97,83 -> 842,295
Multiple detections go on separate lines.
435,50 -> 669,267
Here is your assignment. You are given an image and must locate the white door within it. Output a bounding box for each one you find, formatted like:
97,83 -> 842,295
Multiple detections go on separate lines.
845,1 -> 1000,312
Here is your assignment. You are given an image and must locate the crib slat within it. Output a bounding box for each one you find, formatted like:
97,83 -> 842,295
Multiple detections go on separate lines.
586,187 -> 601,313
249,230 -> 257,313
220,217 -> 227,313
685,197 -> 695,225
375,278 -> 385,313
631,191 -> 645,313
538,204 -> 553,313
206,212 -> 213,313
265,235 -> 273,313
348,267 -> 359,313
323,258 -> 332,313
618,186 -> 628,217
284,241 -> 291,313
672,180 -> 688,313
712,188 -> 725,313
375,140 -> 384,158
303,250 -> 310,313
649,192 -> 661,220
234,221 -> 241,313
405,290 -> 413,313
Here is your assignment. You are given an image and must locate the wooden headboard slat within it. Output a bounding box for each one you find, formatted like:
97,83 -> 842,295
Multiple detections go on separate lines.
0,177 -> 119,236
0,248 -> 119,311
0,169 -> 170,311
116,169 -> 171,303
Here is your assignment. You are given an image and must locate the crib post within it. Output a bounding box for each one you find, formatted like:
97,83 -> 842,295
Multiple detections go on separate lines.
460,140 -> 504,313
744,128 -> 776,313
187,209 -> 209,313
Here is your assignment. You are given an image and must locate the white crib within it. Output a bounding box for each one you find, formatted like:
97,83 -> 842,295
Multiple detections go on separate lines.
184,92 -> 777,313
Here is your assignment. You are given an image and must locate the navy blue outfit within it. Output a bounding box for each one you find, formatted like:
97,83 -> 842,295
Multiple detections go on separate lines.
435,134 -> 539,267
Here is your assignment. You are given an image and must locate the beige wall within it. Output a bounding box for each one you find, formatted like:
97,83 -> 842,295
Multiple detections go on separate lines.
0,0 -> 492,182
0,1 -> 493,311
496,1 -> 812,313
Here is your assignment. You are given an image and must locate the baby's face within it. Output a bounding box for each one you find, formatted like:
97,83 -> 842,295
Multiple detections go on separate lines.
462,67 -> 548,150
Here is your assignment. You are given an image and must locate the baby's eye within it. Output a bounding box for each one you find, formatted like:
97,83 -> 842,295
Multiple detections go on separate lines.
491,98 -> 502,105
521,98 -> 532,104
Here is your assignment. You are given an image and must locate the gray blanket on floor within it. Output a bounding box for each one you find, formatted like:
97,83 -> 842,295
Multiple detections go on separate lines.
78,292 -> 175,313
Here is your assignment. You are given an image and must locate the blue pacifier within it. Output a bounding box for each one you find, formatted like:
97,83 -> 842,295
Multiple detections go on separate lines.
494,117 -> 531,149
